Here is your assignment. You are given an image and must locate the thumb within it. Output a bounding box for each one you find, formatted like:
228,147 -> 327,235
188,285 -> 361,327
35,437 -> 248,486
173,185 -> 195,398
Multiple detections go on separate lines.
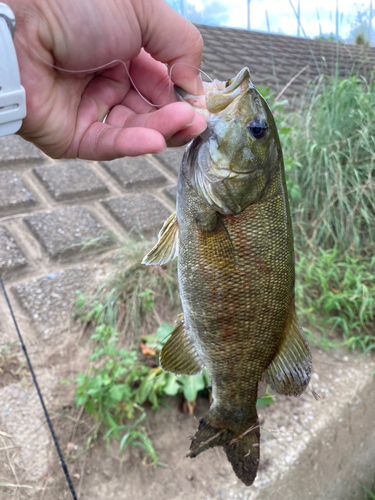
135,0 -> 204,95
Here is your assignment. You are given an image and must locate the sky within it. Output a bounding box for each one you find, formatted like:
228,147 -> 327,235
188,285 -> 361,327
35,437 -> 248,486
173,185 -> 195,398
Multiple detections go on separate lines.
171,0 -> 374,40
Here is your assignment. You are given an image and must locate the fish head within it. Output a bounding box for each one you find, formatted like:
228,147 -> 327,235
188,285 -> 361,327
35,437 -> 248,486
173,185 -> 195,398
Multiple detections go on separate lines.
176,68 -> 282,215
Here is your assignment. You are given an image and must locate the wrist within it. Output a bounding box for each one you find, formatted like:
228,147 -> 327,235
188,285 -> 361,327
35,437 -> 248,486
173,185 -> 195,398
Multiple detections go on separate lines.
0,2 -> 26,135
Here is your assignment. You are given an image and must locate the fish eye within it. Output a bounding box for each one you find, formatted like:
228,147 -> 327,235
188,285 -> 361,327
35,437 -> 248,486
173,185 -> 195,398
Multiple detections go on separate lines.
247,118 -> 268,139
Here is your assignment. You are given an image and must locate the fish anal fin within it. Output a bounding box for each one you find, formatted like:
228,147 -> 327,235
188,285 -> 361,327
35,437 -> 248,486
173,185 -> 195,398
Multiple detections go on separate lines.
142,212 -> 179,265
265,308 -> 312,397
160,320 -> 204,375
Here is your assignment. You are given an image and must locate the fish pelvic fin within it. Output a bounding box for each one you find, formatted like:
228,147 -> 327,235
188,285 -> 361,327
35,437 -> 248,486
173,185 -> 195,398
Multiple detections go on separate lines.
142,212 -> 179,265
197,211 -> 236,263
160,319 -> 205,375
188,417 -> 260,487
265,306 -> 312,397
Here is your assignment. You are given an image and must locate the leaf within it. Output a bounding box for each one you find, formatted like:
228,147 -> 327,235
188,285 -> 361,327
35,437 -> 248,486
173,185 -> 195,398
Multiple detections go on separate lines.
120,433 -> 131,453
181,374 -> 206,402
163,373 -> 180,396
75,393 -> 88,406
156,323 -> 174,345
202,368 -> 211,387
76,373 -> 88,386
109,384 -> 124,403
256,395 -> 275,407
136,372 -> 157,404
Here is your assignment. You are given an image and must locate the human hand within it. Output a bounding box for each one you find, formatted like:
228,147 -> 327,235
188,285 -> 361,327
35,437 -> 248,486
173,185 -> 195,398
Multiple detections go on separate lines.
8,0 -> 206,160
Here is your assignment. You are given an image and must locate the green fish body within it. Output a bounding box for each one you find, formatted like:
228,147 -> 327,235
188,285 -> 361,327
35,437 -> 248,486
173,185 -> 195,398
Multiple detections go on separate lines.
143,68 -> 312,486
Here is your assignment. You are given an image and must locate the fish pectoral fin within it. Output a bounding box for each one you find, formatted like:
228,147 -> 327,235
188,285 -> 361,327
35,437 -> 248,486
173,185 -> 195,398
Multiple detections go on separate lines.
265,308 -> 312,397
142,212 -> 179,265
160,320 -> 205,375
197,212 -> 236,263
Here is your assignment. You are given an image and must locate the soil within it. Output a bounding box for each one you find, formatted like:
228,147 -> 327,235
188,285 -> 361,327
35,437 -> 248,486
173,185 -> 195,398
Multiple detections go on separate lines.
1,316 -> 375,500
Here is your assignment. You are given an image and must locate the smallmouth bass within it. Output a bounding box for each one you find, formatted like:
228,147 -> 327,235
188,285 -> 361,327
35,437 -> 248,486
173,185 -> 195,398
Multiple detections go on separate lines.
143,68 -> 312,486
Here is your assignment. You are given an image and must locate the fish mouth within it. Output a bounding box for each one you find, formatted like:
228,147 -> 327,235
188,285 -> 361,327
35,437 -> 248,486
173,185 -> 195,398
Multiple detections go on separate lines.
175,67 -> 253,117
222,67 -> 251,94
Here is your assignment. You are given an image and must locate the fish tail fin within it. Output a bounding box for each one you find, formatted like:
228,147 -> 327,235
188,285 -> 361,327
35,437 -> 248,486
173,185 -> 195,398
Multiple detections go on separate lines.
188,417 -> 260,486
223,424 -> 260,486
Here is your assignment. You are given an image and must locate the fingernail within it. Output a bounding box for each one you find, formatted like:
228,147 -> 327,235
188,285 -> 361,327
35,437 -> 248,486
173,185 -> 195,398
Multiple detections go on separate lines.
194,75 -> 204,96
185,115 -> 196,128
190,123 -> 207,137
152,144 -> 167,154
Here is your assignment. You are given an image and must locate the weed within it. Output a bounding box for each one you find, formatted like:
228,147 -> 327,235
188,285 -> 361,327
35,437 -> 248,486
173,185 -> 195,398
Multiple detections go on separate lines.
72,320 -> 160,464
72,306 -> 212,465
74,238 -> 180,348
281,74 -> 375,254
296,248 -> 375,351
259,77 -> 375,351
140,322 -> 211,403
361,478 -> 375,500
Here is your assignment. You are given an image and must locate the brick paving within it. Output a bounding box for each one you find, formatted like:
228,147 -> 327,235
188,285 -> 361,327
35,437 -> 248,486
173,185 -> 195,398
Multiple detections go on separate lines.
33,160 -> 108,201
101,156 -> 168,191
24,205 -> 114,259
0,170 -> 35,213
12,266 -> 92,339
0,225 -> 27,273
0,134 -> 46,165
0,136 -> 177,335
102,192 -> 172,235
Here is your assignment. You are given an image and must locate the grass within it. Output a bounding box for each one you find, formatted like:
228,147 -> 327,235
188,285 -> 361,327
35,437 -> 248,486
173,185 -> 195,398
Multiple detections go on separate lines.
75,238 -> 180,348
361,478 -> 375,499
295,248 -> 375,351
260,75 -> 375,351
280,75 -> 375,254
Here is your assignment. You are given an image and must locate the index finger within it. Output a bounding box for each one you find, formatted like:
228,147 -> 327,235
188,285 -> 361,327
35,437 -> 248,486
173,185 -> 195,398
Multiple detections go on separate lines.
134,0 -> 204,95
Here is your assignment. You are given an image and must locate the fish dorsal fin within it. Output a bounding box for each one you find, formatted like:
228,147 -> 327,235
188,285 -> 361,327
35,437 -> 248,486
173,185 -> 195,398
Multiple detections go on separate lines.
160,319 -> 205,375
142,212 -> 179,265
265,307 -> 312,397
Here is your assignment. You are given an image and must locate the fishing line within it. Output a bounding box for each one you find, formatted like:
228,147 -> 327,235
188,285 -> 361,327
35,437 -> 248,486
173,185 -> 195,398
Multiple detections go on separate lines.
0,275 -> 78,500
31,48 -> 213,109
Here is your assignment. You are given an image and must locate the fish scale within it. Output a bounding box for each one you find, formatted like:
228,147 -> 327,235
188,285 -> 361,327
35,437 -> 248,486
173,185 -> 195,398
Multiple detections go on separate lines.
143,67 -> 312,486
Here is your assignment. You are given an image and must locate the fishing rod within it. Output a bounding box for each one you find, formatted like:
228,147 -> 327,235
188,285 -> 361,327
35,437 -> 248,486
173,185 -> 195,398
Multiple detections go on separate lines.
0,275 -> 78,500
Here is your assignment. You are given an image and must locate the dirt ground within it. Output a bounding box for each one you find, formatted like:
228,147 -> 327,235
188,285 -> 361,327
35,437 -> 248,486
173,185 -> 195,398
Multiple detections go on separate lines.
1,312 -> 375,500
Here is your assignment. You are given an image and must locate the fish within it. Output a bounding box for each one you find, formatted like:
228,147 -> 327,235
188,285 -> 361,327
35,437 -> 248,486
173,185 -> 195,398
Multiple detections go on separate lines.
142,67 -> 312,486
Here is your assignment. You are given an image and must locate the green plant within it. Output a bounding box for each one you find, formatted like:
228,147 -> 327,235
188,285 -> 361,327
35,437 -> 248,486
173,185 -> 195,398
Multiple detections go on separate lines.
72,321 -> 169,465
74,238 -> 180,347
104,413 -> 161,466
72,309 -> 213,464
296,248 -> 375,351
140,323 -> 211,404
281,74 -> 375,254
361,478 -> 375,499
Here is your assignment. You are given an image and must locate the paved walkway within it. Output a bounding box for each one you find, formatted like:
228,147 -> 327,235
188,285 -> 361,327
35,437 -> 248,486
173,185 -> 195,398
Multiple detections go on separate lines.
0,134 -> 182,341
